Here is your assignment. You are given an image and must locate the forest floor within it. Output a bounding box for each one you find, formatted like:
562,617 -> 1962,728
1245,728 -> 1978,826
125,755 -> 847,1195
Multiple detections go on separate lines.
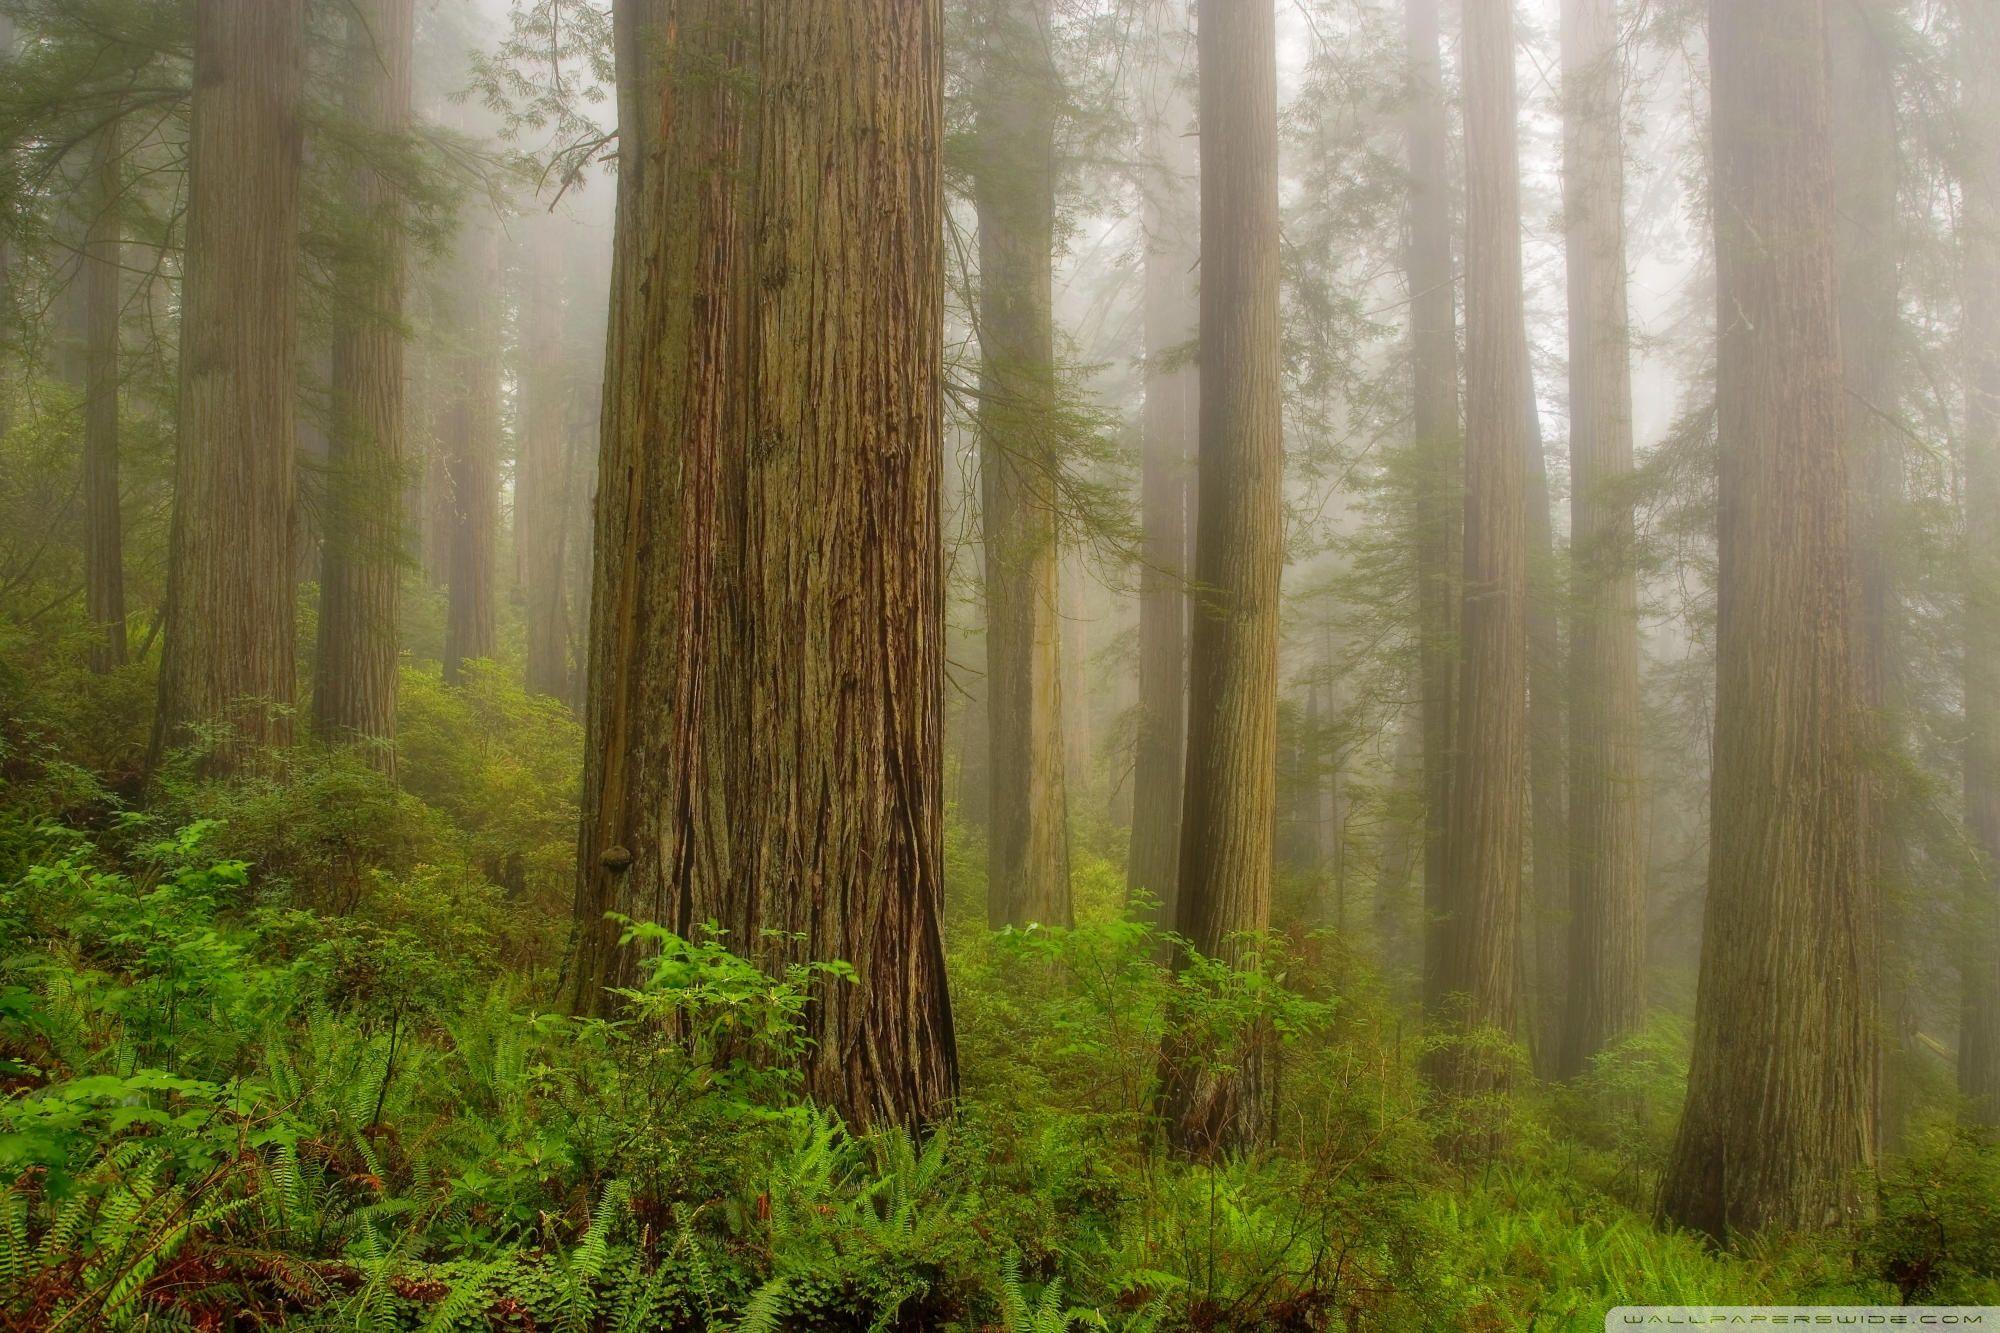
0,649 -> 1995,1330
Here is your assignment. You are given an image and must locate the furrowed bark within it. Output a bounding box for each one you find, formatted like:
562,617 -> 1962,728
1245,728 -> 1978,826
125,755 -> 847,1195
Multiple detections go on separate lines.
313,0 -> 414,768
1128,0 -> 1197,924
1659,0 -> 1877,1238
151,0 -> 305,774
1158,0 -> 1284,1158
569,0 -> 958,1132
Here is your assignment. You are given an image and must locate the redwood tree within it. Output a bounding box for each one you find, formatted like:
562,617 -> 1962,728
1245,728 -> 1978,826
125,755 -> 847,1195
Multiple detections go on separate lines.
1958,0 -> 2000,1127
440,214 -> 499,686
152,0 -> 304,772
974,0 -> 1071,929
1403,0 -> 1462,1016
1659,0 -> 1877,1237
1128,0 -> 1197,923
1558,0 -> 1645,1078
1158,0 -> 1284,1157
1431,0 -> 1532,1094
567,0 -> 957,1132
82,121 -> 124,674
313,0 -> 414,765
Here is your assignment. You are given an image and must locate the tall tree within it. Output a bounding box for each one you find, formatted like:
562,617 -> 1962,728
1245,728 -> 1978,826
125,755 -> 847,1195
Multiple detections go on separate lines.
1659,0 -> 1877,1237
974,0 -> 1071,928
82,121 -> 125,674
1958,0 -> 2000,1127
313,0 -> 414,765
566,0 -> 958,1132
1523,376 -> 1567,1073
1404,0 -> 1462,1015
1430,0 -> 1531,1094
518,211 -> 571,701
440,213 -> 499,686
1127,1 -> 1196,922
1558,0 -> 1645,1078
1830,0 -> 1907,1140
151,0 -> 305,772
1158,0 -> 1283,1157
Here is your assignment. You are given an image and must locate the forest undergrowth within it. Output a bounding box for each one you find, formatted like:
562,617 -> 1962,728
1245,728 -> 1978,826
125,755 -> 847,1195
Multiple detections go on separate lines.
1,645 -> 1995,1331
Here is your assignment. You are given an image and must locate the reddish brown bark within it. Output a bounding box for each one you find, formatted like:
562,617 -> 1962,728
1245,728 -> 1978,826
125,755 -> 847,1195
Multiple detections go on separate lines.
1659,0 -> 1877,1238
568,0 -> 957,1132
313,0 -> 414,767
152,0 -> 305,773
1158,0 -> 1284,1157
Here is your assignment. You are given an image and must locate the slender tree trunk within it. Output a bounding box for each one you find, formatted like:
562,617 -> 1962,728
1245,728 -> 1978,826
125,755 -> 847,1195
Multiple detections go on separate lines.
1405,0 -> 1463,1018
567,0 -> 957,1132
313,0 -> 413,767
974,0 -> 1071,929
1430,0 -> 1532,1097
1830,0 -> 1906,1142
83,122 -> 126,674
151,0 -> 304,773
441,215 -> 499,685
519,213 -> 572,701
1659,0 -> 1876,1239
1158,0 -> 1283,1158
1375,715 -> 1423,978
1558,0 -> 1645,1079
1128,10 -> 1197,920
1524,374 -> 1567,1076
1958,0 -> 2000,1127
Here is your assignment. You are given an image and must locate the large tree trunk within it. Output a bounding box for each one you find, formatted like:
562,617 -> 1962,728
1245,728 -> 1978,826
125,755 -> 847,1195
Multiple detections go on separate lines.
1404,0 -> 1462,1018
441,215 -> 499,686
1958,0 -> 2000,1127
974,0 -> 1071,929
519,213 -> 572,701
1658,0 -> 1877,1239
83,122 -> 126,674
151,0 -> 304,773
1831,0 -> 1906,1143
1158,0 -> 1283,1158
1430,0 -> 1531,1097
1557,0 -> 1645,1079
566,0 -> 957,1133
1128,4 -> 1197,922
313,0 -> 413,767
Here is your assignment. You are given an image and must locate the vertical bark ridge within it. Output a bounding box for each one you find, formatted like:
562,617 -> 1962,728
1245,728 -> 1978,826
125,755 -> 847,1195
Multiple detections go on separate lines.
152,0 -> 305,774
314,0 -> 414,767
1660,0 -> 1877,1238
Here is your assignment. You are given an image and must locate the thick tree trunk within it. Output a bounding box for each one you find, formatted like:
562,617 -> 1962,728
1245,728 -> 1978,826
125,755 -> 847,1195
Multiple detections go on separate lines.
83,122 -> 126,674
1659,0 -> 1877,1239
1405,0 -> 1462,1018
1958,0 -> 2000,1127
151,0 -> 304,773
974,0 -> 1071,929
567,0 -> 958,1132
1558,0 -> 1645,1079
441,216 -> 499,686
313,0 -> 413,767
1831,0 -> 1906,1142
1158,0 -> 1283,1158
1128,9 -> 1197,921
1429,0 -> 1531,1097
519,214 -> 572,701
